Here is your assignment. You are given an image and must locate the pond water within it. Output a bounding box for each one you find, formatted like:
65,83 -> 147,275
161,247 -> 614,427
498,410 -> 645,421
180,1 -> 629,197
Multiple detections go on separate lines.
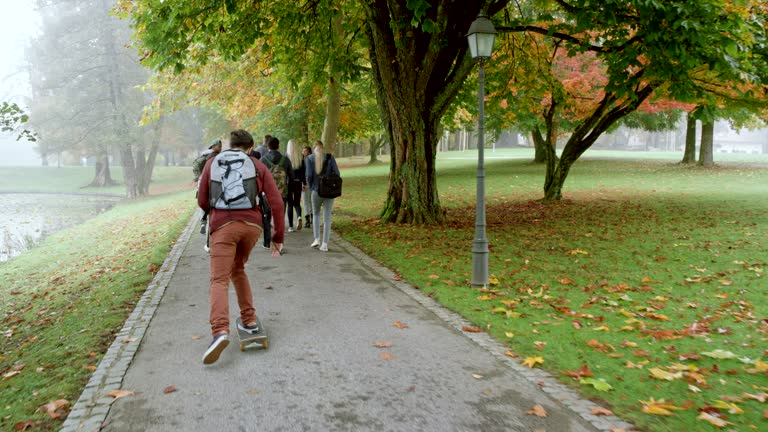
0,193 -> 122,262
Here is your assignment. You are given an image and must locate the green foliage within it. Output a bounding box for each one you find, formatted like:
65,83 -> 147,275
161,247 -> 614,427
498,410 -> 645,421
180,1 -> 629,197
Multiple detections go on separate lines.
0,102 -> 36,142
620,110 -> 684,132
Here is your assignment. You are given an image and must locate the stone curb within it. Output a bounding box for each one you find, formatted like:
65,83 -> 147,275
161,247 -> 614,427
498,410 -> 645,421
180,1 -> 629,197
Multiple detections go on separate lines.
333,233 -> 637,432
60,210 -> 200,432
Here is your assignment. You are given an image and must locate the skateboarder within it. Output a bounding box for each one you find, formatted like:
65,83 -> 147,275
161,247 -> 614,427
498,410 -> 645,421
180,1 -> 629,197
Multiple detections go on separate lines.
197,129 -> 285,365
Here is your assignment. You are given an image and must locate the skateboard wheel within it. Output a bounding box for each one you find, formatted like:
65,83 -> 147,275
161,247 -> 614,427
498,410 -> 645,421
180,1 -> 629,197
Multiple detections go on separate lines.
239,344 -> 245,351
262,340 -> 268,349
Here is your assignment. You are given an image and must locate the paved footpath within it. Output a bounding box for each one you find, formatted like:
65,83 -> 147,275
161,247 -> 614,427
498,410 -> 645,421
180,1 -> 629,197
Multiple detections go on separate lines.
63,211 -> 635,432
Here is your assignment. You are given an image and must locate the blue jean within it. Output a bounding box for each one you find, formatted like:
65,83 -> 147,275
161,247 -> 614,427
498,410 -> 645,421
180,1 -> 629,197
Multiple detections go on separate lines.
311,190 -> 334,244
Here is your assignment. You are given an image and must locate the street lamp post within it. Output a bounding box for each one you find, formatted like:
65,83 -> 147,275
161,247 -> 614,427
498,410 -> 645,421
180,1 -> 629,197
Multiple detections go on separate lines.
467,13 -> 496,287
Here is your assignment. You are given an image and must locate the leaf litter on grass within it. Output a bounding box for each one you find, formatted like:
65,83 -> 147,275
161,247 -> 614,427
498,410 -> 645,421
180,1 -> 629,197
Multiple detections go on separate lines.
336,188 -> 768,431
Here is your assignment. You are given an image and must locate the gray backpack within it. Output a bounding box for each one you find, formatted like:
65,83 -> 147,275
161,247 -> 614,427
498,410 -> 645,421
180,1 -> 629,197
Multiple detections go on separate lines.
209,150 -> 258,209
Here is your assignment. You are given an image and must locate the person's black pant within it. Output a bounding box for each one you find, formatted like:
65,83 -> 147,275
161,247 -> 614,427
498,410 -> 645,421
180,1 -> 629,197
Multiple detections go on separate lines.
286,181 -> 302,228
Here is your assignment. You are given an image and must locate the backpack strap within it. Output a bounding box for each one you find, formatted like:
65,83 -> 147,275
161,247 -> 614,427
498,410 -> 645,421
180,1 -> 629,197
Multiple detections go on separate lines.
321,153 -> 331,176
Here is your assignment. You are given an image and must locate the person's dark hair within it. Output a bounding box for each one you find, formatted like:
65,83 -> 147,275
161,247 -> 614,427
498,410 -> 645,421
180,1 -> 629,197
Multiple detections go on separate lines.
303,145 -> 312,154
230,129 -> 254,149
267,136 -> 280,150
263,134 -> 272,144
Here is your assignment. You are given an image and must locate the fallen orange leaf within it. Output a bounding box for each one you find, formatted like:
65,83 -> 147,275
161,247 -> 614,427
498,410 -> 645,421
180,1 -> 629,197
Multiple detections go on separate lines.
504,350 -> 519,358
38,400 -> 69,419
527,404 -> 548,417
379,353 -> 394,361
106,389 -> 135,401
163,385 -> 177,394
372,342 -> 393,348
462,326 -> 482,333
591,407 -> 613,416
392,321 -> 409,329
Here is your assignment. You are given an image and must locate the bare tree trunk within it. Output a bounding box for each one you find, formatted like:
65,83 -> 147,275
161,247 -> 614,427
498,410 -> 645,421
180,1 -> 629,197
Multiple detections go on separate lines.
532,129 -> 546,163
88,153 -> 117,187
698,121 -> 714,167
681,112 -> 696,163
368,134 -> 385,164
139,121 -> 162,195
321,74 -> 341,154
320,12 -> 342,154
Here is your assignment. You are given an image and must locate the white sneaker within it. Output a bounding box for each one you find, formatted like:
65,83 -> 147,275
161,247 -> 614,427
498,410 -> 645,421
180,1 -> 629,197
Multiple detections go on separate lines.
287,227 -> 294,233
310,239 -> 321,248
319,242 -> 328,252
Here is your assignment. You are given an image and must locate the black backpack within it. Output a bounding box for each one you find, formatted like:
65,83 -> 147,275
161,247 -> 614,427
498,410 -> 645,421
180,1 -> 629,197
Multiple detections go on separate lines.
318,154 -> 342,199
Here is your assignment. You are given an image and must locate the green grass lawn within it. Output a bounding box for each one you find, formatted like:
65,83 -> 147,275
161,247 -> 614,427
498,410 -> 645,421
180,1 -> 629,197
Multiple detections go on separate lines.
334,154 -> 768,431
0,165 -> 196,430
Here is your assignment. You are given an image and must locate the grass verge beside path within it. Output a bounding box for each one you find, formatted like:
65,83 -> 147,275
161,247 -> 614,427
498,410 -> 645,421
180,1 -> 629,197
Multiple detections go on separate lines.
0,166 -> 192,195
334,158 -> 768,432
0,192 -> 195,431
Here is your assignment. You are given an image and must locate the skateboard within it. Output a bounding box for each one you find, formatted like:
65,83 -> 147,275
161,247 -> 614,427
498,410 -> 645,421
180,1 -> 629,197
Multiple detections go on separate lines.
235,317 -> 268,351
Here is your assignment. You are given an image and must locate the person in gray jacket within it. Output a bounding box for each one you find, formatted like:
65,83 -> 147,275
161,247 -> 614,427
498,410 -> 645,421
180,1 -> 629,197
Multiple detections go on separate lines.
305,140 -> 339,252
251,134 -> 270,160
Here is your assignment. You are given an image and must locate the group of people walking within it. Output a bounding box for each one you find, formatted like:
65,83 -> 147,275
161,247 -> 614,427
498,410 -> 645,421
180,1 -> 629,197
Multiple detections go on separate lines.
195,129 -> 340,364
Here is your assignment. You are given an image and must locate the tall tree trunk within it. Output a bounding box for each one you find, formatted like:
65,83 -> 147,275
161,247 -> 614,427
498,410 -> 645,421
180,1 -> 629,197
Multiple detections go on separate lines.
121,147 -> 139,198
698,121 -> 714,167
532,129 -> 547,163
88,153 -> 117,187
368,134 -> 384,164
362,1 -> 506,224
139,118 -> 163,195
320,12 -> 343,154
321,74 -> 341,154
681,112 -> 696,163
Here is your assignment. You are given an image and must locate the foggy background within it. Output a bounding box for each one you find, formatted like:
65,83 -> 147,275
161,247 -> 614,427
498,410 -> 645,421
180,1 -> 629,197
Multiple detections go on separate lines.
0,0 -> 40,166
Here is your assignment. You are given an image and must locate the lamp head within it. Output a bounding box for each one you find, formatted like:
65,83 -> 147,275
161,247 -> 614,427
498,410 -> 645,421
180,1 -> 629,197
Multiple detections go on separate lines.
467,13 -> 497,60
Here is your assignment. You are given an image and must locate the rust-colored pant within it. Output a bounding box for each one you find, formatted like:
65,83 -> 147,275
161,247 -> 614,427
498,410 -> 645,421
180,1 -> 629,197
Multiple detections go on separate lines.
209,221 -> 261,336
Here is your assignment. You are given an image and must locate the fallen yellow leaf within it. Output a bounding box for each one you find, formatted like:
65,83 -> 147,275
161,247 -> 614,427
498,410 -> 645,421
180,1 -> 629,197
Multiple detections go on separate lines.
522,356 -> 544,368
649,368 -> 684,381
640,398 -> 685,416
712,400 -> 744,415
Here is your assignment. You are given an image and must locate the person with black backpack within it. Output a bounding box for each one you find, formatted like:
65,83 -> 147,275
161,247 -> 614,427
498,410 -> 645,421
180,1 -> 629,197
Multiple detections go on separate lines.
261,136 -> 294,231
305,140 -> 340,252
196,129 -> 285,365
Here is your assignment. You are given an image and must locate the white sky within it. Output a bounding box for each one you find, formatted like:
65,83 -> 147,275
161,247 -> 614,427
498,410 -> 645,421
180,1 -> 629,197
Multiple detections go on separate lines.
0,0 -> 41,165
